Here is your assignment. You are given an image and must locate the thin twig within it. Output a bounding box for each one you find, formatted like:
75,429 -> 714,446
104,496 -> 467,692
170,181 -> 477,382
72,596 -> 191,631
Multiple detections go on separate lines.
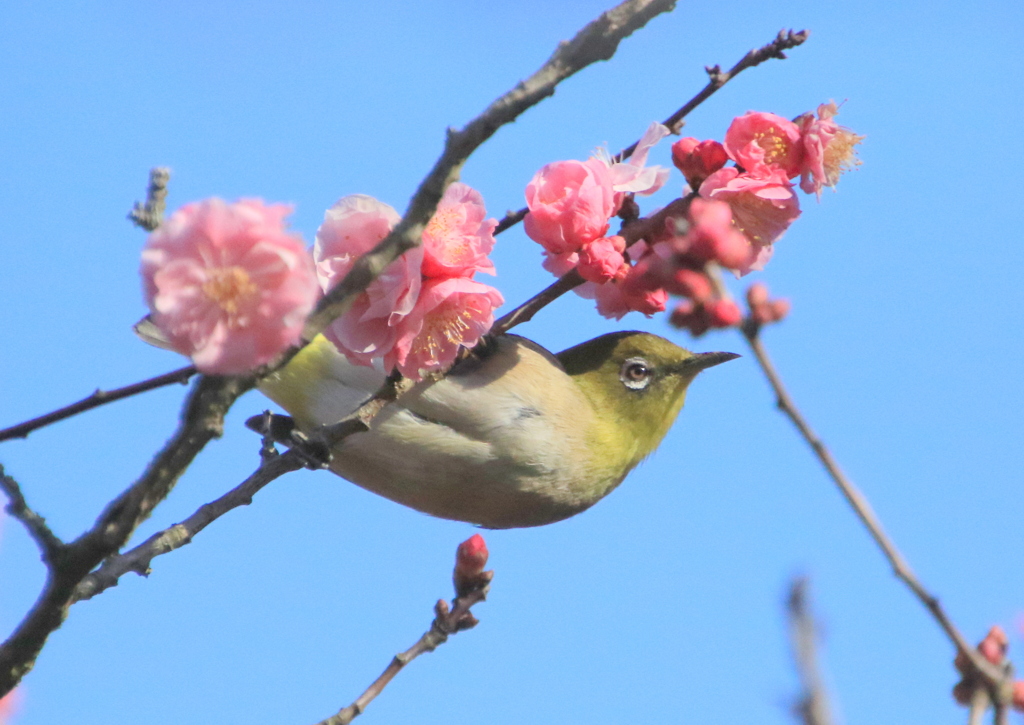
994,702 -> 1009,725
128,167 -> 171,231
0,465 -> 64,565
492,28 -> 808,235
71,449 -> 305,603
491,270 -> 585,335
787,578 -> 835,725
316,576 -> 492,725
0,366 -> 196,443
643,28 -> 808,148
738,320 -> 1012,702
968,689 -> 990,725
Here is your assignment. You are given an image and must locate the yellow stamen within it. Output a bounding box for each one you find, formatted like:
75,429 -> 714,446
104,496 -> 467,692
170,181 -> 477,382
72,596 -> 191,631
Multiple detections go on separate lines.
823,128 -> 865,186
754,126 -> 793,167
202,266 -> 258,318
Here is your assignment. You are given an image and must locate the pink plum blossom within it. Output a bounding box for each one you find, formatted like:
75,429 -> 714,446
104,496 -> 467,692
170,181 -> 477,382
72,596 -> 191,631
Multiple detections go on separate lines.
798,102 -> 864,197
699,166 -> 801,274
724,111 -> 804,177
421,182 -> 497,278
671,137 -> 729,188
390,277 -> 504,378
314,195 -> 423,368
524,158 -> 617,255
577,236 -> 626,284
141,198 -> 319,375
599,122 -> 672,200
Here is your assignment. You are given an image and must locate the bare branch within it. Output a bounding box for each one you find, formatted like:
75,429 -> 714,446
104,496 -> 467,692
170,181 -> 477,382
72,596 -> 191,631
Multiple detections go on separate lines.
128,167 -> 171,231
737,319 -> 1014,704
315,561 -> 492,724
491,270 -> 585,336
787,578 -> 835,725
0,366 -> 196,443
0,373 -> 251,696
71,449 -> 305,603
655,29 -> 808,143
493,28 -> 808,235
0,465 -> 64,565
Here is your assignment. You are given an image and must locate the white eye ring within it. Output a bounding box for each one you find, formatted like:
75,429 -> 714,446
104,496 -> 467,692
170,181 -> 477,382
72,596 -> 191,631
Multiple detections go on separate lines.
620,357 -> 653,390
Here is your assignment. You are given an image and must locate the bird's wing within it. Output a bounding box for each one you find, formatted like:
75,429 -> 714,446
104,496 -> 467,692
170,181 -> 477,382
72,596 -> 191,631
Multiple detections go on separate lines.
258,335 -> 387,428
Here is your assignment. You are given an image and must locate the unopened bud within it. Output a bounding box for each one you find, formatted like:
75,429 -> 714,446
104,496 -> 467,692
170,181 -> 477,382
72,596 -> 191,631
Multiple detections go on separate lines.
707,299 -> 743,328
665,268 -> 713,302
1012,681 -> 1024,711
746,281 -> 770,308
455,534 -> 488,579
979,625 -> 1009,665
671,138 -> 729,188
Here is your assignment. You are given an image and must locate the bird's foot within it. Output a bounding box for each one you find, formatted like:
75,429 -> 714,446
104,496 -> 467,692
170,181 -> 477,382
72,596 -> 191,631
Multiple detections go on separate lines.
245,411 -> 333,470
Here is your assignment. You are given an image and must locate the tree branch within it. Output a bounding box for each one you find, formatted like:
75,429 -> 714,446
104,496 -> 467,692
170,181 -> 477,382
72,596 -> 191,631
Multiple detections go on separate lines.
0,366 -> 196,443
128,167 -> 171,231
0,465 -> 64,566
315,562 -> 492,724
71,448 -> 305,603
0,373 -> 252,696
787,578 -> 835,725
738,319 -> 1014,705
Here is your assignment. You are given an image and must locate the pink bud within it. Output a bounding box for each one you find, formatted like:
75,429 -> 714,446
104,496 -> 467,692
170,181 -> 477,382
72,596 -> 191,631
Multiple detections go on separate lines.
746,281 -> 770,308
665,268 -> 713,302
1012,681 -> 1024,711
669,300 -> 710,337
708,299 -> 743,328
577,236 -> 627,284
979,625 -> 1008,665
672,138 -> 729,188
455,534 -> 489,579
769,298 -> 791,321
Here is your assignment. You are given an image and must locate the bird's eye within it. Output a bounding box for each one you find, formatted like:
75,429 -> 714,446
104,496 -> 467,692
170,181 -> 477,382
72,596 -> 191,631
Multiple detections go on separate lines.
619,357 -> 653,391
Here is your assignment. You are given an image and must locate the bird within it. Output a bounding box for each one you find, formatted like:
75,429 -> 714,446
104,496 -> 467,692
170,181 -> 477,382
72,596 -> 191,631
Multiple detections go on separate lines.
256,330 -> 737,529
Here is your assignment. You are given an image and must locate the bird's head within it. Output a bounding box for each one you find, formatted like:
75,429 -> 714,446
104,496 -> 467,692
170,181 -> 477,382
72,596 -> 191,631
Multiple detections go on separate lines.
557,331 -> 738,467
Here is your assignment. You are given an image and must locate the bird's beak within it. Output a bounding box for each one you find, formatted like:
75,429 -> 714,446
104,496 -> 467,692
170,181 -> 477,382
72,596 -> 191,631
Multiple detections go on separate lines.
674,351 -> 740,375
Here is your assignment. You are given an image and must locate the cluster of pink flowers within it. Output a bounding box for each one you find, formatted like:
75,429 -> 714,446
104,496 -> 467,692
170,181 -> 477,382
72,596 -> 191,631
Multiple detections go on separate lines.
314,184 -> 502,379
140,107 -> 859,375
523,106 -> 860,335
524,123 -> 674,319
140,199 -> 319,375
140,184 -> 501,378
952,625 -> 1024,711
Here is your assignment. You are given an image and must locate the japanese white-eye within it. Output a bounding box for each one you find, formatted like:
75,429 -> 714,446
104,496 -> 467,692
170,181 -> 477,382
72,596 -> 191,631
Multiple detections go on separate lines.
258,331 -> 737,528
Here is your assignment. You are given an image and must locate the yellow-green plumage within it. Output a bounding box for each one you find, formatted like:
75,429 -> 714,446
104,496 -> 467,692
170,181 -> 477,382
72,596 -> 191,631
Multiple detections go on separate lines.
259,331 -> 735,528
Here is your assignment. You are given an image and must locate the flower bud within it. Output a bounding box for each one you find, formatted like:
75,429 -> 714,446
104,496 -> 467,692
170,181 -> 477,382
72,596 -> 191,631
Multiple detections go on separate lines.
1012,680 -> 1024,711
453,533 -> 491,598
746,281 -> 770,308
577,236 -> 627,284
455,534 -> 489,579
665,268 -> 713,302
671,138 -> 728,188
978,625 -> 1008,665
707,299 -> 742,328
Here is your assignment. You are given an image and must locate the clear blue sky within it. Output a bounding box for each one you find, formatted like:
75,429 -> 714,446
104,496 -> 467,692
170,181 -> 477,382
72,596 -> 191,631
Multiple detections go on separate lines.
2,1 -> 1023,723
